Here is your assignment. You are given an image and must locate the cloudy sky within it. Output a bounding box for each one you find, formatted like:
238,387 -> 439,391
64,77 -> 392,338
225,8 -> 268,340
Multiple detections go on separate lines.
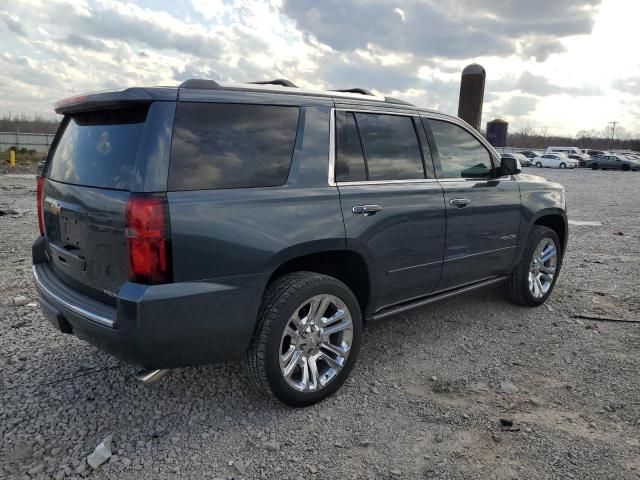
1,0 -> 638,136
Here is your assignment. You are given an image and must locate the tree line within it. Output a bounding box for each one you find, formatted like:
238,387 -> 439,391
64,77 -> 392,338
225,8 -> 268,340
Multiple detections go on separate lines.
0,113 -> 60,134
507,126 -> 640,151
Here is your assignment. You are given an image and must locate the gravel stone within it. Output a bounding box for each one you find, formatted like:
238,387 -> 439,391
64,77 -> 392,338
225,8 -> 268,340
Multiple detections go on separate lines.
87,434 -> 113,469
12,295 -> 29,306
499,381 -> 520,395
263,441 -> 280,452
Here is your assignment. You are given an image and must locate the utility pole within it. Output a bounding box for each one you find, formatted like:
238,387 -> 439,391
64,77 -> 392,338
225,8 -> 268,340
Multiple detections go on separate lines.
608,121 -> 618,149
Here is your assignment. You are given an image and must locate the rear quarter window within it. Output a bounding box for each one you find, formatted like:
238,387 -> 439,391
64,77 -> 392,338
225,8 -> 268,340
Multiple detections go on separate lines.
47,107 -> 148,190
168,103 -> 299,191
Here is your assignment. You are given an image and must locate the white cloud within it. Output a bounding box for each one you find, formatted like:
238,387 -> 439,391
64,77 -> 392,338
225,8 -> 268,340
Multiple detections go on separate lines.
0,0 -> 637,136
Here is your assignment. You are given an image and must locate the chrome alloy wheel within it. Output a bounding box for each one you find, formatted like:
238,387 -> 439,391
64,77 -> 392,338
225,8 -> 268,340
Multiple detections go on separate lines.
279,294 -> 353,392
528,238 -> 558,298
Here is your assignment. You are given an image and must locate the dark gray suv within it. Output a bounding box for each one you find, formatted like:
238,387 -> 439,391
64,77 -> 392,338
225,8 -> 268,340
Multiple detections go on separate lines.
32,79 -> 568,406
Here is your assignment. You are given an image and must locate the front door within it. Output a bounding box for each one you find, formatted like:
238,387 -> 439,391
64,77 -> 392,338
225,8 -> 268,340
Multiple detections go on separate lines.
333,109 -> 446,311
424,116 -> 521,291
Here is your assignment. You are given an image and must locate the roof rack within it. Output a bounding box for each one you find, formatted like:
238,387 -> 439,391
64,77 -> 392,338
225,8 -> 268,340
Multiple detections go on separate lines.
179,79 -> 220,89
177,78 -> 414,106
384,96 -> 414,106
331,88 -> 375,96
250,79 -> 298,88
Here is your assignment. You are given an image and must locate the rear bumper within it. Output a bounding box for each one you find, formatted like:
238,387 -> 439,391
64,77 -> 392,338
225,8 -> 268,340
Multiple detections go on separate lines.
32,239 -> 265,369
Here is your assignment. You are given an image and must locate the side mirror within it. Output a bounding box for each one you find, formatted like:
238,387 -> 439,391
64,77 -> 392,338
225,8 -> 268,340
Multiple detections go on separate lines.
500,156 -> 521,176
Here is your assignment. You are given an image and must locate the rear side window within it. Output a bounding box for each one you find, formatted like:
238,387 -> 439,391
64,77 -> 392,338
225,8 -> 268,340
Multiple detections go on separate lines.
355,113 -> 424,181
335,111 -> 367,182
47,107 -> 148,190
169,103 -> 299,191
429,119 -> 493,179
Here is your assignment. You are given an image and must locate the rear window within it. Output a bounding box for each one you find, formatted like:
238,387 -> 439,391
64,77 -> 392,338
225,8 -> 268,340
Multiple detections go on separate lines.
168,103 -> 299,191
47,107 -> 147,190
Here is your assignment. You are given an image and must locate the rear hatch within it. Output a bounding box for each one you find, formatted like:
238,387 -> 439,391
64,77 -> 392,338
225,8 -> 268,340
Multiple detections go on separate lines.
42,106 -> 148,304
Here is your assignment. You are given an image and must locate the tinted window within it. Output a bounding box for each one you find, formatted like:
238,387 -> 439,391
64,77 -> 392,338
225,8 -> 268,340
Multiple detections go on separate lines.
335,111 -> 366,182
430,119 -> 493,179
355,113 -> 424,181
48,107 -> 147,190
169,103 -> 299,190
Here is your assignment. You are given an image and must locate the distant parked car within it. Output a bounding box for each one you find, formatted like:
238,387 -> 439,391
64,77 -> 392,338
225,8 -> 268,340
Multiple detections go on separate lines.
582,149 -> 607,157
585,155 -> 640,171
534,154 -> 579,169
502,152 -> 531,167
567,153 -> 590,166
518,150 -> 540,159
546,146 -> 582,156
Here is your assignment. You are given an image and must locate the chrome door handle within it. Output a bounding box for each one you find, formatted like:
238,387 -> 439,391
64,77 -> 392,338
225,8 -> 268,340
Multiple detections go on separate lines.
352,204 -> 383,216
449,198 -> 471,208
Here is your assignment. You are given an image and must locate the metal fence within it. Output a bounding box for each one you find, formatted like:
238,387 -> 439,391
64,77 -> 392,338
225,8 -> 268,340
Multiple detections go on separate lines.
0,132 -> 55,154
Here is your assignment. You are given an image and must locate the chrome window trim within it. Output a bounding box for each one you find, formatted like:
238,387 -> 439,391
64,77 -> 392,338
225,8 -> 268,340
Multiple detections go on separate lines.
32,264 -> 116,329
336,179 -> 439,186
328,107 -> 336,186
335,107 -> 419,116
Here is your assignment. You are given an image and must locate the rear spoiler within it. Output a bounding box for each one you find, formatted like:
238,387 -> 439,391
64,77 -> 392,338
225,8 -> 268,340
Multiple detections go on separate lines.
55,87 -> 178,115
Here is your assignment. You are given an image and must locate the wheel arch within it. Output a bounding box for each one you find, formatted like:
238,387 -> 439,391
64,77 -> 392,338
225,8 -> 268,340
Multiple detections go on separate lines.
531,210 -> 568,254
512,208 -> 567,271
266,248 -> 372,319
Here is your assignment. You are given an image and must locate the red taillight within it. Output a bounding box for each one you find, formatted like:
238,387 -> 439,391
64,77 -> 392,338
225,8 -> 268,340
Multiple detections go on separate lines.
36,176 -> 45,235
125,195 -> 172,284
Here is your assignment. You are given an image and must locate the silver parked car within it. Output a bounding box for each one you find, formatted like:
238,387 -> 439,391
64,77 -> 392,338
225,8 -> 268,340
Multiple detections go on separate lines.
585,154 -> 640,171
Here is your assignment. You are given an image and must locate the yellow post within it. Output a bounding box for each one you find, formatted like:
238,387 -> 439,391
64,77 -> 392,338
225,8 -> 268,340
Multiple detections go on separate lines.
9,150 -> 16,167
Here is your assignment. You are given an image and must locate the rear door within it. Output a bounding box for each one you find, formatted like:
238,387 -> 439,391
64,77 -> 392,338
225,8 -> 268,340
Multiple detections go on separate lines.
334,108 -> 446,310
41,103 -> 171,303
424,116 -> 521,291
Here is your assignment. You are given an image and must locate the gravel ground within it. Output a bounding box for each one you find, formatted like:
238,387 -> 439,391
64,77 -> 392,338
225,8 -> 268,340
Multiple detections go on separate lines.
1,169 -> 639,480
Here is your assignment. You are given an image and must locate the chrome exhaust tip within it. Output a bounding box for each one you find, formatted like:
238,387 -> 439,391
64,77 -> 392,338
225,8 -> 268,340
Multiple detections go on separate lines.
135,368 -> 170,385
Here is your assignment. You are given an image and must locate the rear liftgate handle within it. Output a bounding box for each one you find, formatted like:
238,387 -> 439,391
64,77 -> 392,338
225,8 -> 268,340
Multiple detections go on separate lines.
352,204 -> 383,216
449,198 -> 472,208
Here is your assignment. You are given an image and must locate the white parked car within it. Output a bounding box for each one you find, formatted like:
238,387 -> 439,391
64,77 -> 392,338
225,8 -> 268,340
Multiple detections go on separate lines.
534,154 -> 579,169
546,146 -> 582,156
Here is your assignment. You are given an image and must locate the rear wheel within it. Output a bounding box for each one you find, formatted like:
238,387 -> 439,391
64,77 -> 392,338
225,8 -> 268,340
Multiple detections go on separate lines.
505,226 -> 561,307
535,162 -> 542,168
246,272 -> 362,407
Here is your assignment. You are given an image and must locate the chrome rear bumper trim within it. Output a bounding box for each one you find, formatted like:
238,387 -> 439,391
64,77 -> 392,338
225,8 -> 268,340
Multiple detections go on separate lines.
32,264 -> 115,328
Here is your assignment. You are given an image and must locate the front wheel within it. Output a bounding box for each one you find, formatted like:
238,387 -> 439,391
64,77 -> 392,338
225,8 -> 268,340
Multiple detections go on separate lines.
535,162 -> 542,168
505,226 -> 562,307
559,163 -> 566,169
246,272 -> 362,407
591,163 -> 599,170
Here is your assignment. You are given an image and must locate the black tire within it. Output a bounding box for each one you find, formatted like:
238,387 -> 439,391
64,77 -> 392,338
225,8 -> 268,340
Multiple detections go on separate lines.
621,164 -> 630,171
505,226 -> 562,307
591,163 -> 599,170
559,162 -> 566,169
535,162 -> 542,168
246,272 -> 362,407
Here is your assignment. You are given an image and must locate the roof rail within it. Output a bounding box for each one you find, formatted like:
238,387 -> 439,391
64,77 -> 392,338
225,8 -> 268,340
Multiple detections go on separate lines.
331,88 -> 375,96
250,79 -> 298,88
385,96 -> 414,106
179,79 -> 221,90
